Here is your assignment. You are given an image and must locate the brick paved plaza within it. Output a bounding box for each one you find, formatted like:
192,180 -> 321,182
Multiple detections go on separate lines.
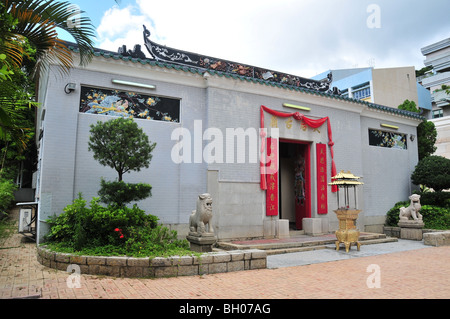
1,227 -> 449,300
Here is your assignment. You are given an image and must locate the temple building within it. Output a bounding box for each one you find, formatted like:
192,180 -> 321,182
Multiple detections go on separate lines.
34,27 -> 423,243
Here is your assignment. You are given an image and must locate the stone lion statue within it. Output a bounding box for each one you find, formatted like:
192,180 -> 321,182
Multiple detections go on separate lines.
189,193 -> 214,236
399,194 -> 422,221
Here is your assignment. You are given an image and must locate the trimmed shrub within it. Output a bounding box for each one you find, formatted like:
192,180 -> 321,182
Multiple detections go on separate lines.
385,201 -> 409,227
46,195 -> 159,250
414,191 -> 450,208
411,156 -> 450,192
419,205 -> 450,230
45,194 -> 189,257
385,200 -> 450,230
98,178 -> 152,207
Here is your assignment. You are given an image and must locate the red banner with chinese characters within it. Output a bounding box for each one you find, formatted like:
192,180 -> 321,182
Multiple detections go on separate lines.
316,143 -> 328,214
265,138 -> 278,216
259,105 -> 337,192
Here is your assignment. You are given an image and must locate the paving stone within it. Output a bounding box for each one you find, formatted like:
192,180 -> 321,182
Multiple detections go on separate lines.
3,214 -> 449,300
105,256 -> 128,267
193,254 -> 213,264
227,260 -> 245,272
86,256 -> 106,266
229,251 -> 244,261
127,257 -> 150,267
55,253 -> 71,263
212,253 -> 231,263
178,265 -> 199,276
150,257 -> 172,267
208,262 -> 227,274
70,255 -> 87,265
155,266 -> 178,278
171,255 -> 193,266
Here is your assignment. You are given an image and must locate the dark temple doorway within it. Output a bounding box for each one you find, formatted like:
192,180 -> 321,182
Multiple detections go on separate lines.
279,140 -> 311,230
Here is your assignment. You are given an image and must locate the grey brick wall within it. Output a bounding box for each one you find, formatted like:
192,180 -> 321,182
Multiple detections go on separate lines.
36,64 -> 208,242
36,58 -> 421,242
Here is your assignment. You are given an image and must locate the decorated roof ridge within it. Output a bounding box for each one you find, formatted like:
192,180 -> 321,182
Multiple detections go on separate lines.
64,40 -> 424,121
141,25 -> 339,96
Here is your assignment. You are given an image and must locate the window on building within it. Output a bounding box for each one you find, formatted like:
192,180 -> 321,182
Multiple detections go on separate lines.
352,86 -> 371,100
432,109 -> 443,119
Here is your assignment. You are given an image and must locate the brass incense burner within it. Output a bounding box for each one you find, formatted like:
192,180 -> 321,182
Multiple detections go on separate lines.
329,171 -> 364,252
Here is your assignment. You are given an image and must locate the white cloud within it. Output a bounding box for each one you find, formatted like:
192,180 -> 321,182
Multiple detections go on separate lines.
95,0 -> 450,78
96,4 -> 149,52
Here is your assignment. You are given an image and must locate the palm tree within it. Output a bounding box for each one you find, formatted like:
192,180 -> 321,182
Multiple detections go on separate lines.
0,0 -> 96,173
0,0 -> 95,178
1,0 -> 96,77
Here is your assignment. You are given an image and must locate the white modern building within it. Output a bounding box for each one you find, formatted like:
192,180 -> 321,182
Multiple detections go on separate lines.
420,38 -> 450,158
313,67 -> 432,115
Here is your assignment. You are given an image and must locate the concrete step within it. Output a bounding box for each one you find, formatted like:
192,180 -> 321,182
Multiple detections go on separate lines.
217,232 -> 393,254
265,245 -> 328,256
325,237 -> 398,249
289,230 -> 305,237
359,237 -> 398,245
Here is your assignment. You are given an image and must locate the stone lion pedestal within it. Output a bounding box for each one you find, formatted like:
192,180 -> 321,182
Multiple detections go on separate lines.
398,220 -> 424,240
398,194 -> 424,240
186,193 -> 217,252
186,233 -> 217,253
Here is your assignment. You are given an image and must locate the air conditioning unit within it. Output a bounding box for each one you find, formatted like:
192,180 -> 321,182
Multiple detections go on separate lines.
18,208 -> 32,233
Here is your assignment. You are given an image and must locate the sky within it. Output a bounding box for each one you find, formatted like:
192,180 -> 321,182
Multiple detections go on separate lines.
59,0 -> 450,78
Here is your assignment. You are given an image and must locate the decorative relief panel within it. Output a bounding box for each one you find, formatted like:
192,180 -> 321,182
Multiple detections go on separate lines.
79,86 -> 180,123
368,129 -> 407,149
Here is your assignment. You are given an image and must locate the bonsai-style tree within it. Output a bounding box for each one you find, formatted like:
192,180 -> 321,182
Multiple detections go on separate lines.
411,155 -> 450,192
88,117 -> 156,206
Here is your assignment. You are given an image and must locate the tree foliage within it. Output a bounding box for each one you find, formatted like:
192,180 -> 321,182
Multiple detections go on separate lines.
88,117 -> 156,182
98,178 -> 152,207
417,119 -> 437,160
0,0 -> 96,178
88,117 -> 156,207
411,155 -> 450,192
45,194 -> 160,251
398,99 -> 420,113
398,99 -> 437,160
1,0 -> 95,78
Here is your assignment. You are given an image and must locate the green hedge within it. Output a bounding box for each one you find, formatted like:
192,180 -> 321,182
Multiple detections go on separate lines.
414,191 -> 450,207
385,201 -> 409,227
45,194 -> 190,257
385,197 -> 450,230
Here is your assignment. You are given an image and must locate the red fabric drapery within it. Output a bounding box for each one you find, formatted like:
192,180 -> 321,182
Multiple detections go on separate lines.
260,105 -> 337,192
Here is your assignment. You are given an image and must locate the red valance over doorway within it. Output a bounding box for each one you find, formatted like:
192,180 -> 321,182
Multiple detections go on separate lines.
259,105 -> 337,192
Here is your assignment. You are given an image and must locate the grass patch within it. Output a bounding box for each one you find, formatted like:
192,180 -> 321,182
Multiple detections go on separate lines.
43,241 -> 197,258
0,216 -> 16,244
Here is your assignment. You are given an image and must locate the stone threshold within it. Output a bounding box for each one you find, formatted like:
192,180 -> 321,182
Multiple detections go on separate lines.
36,245 -> 267,278
217,232 -> 390,252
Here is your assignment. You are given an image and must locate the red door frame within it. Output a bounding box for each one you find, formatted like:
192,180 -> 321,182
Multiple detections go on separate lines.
279,139 -> 311,229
